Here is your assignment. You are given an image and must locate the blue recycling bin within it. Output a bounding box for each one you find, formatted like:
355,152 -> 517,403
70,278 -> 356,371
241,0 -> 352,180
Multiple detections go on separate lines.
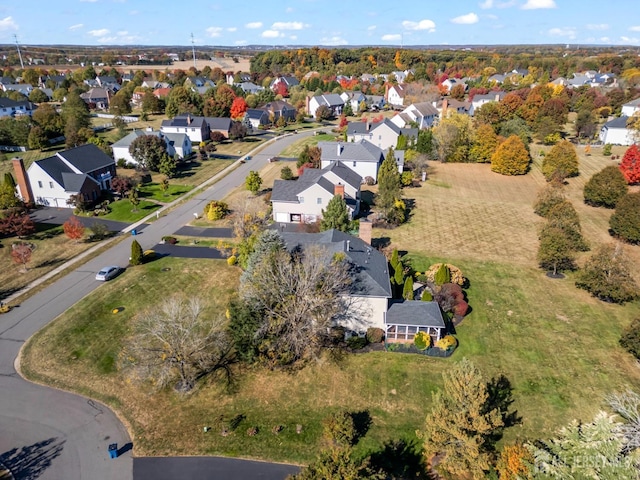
131,229 -> 137,236
108,443 -> 118,459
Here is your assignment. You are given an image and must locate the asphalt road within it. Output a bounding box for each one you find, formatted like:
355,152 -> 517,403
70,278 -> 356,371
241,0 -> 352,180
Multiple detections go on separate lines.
0,130 -> 314,480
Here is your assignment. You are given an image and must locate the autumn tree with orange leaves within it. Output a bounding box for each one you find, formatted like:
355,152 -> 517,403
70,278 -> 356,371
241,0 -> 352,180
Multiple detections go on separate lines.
620,144 -> 640,184
230,97 -> 248,120
63,216 -> 85,242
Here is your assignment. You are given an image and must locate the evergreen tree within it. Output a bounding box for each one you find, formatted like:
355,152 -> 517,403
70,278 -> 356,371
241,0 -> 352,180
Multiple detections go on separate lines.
320,195 -> 350,232
402,276 -> 414,300
584,165 -> 628,208
434,263 -> 451,286
377,147 -> 401,214
396,133 -> 407,151
130,239 -> 143,265
610,192 -> 640,244
4,173 -> 16,189
420,358 -> 505,479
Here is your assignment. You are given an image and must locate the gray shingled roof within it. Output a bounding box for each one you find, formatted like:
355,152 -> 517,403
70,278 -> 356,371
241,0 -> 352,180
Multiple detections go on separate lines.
163,115 -> 207,129
410,102 -> 439,116
319,140 -> 383,164
57,144 -> 115,172
386,301 -> 445,327
280,230 -> 392,298
346,121 -> 372,136
111,129 -> 149,148
315,94 -> 344,107
272,163 -> 362,202
372,118 -> 401,135
325,162 -> 362,189
61,173 -> 97,193
624,98 -> 640,107
603,116 -> 630,129
205,117 -> 232,131
400,127 -> 419,139
245,108 -> 269,120
35,156 -> 74,187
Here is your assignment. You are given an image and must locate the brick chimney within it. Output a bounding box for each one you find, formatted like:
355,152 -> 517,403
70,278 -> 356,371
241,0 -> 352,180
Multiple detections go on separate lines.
358,219 -> 372,245
384,83 -> 390,101
441,99 -> 448,119
12,157 -> 34,205
306,95 -> 311,115
334,183 -> 345,199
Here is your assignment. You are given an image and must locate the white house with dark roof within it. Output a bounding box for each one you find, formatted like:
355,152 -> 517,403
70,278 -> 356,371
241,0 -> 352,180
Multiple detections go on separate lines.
319,140 -> 384,182
16,144 -> 116,208
347,118 -> 417,152
470,91 -> 506,116
600,116 -> 636,145
307,94 -> 344,118
0,97 -> 34,118
391,102 -> 439,129
270,75 -> 299,92
441,78 -> 467,92
79,88 -> 110,110
622,98 -> 640,117
278,229 -> 446,339
386,84 -> 406,108
160,114 -> 232,142
340,91 -> 366,113
271,162 -> 362,224
111,129 -> 191,165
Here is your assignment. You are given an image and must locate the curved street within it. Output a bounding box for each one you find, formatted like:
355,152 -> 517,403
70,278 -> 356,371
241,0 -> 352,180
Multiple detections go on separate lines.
0,130 -> 314,479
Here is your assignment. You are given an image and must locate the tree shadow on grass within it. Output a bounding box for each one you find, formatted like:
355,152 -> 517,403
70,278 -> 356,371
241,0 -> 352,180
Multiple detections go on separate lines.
369,437 -> 428,480
485,374 -> 522,449
0,437 -> 65,480
350,410 -> 372,445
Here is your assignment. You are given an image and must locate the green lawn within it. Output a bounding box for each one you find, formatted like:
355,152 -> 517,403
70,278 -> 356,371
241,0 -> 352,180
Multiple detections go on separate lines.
95,199 -> 160,223
278,133 -> 338,158
0,147 -> 65,180
137,183 -> 193,202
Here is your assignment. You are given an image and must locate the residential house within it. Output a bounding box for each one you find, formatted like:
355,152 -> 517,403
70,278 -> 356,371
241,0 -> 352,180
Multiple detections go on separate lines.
184,77 -> 216,95
319,140 -> 384,182
153,87 -> 172,100
347,118 -> 417,152
206,117 -> 232,139
435,98 -> 471,118
391,102 -> 439,129
279,229 -> 446,340
111,128 -> 192,165
386,84 -> 406,108
470,91 -> 506,116
0,97 -> 35,118
96,76 -> 120,91
1,83 -> 34,96
262,100 -> 296,123
80,88 -> 110,110
599,116 -> 636,145
549,77 -> 568,87
38,74 -> 67,89
622,98 -> 640,117
244,108 -> 270,130
360,73 -> 376,83
307,94 -> 344,118
271,162 -> 362,224
340,91 -> 366,113
270,75 -> 299,92
488,73 -> 508,84
226,72 -> 252,84
237,81 -> 264,95
441,78 -> 467,92
14,144 -> 116,208
365,95 -> 386,110
161,114 -> 210,143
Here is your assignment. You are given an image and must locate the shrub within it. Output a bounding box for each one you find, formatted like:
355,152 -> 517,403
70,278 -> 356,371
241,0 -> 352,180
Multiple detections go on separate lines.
425,263 -> 465,286
143,249 -> 156,261
436,283 -> 465,313
322,410 -> 356,447
162,236 -> 178,244
434,263 -> 451,286
603,144 -> 612,156
88,222 -> 109,240
364,176 -> 375,186
280,166 -> 294,180
609,192 -> 640,244
130,239 -> 143,265
620,319 -> 640,360
583,165 -> 628,208
454,300 -> 469,318
541,140 -> 579,181
543,133 -> 561,145
366,327 -> 385,343
534,180 -> 565,217
116,158 -> 127,168
421,289 -> 433,301
435,335 -> 457,350
414,331 -> 431,350
346,336 -> 368,350
401,171 -> 413,187
227,255 -> 237,266
204,200 -> 230,221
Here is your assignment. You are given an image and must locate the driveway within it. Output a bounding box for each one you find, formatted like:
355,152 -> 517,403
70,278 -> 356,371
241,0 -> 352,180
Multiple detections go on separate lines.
0,129 -> 318,480
30,207 -> 142,233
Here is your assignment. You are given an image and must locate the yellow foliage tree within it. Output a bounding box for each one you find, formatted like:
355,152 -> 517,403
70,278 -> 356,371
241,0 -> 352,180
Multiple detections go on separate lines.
496,444 -> 533,480
491,135 -> 530,176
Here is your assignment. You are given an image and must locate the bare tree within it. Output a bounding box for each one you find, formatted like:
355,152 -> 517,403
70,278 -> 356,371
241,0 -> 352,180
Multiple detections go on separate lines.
229,193 -> 270,239
240,245 -> 354,365
608,390 -> 640,452
121,296 -> 232,392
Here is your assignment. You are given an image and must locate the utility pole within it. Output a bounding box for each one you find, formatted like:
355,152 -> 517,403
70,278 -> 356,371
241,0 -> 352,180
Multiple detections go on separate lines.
191,33 -> 197,70
14,34 -> 24,69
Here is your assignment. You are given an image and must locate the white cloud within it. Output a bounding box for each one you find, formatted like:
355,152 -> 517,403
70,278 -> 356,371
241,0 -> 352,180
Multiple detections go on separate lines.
235,40 -> 247,45
382,34 -> 402,41
522,0 -> 556,9
586,24 -> 608,31
88,28 -> 110,37
262,30 -> 283,38
451,13 -> 479,24
285,7 -> 294,13
402,19 -> 436,32
321,36 -> 348,46
629,26 -> 640,32
79,0 -> 98,2
367,25 -> 377,31
480,0 -> 493,8
271,21 -> 305,30
480,0 -> 517,8
69,23 -> 84,31
0,16 -> 18,32
600,37 -> 611,43
227,27 -> 237,32
245,22 -> 262,29
548,27 -> 576,39
206,27 -> 223,37
620,36 -> 640,44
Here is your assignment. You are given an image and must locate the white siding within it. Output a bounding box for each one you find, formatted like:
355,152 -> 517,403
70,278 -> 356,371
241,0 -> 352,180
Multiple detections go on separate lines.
112,146 -> 135,165
321,160 -> 379,183
601,127 -> 635,146
622,105 -> 639,117
337,296 -> 388,332
26,163 -> 72,207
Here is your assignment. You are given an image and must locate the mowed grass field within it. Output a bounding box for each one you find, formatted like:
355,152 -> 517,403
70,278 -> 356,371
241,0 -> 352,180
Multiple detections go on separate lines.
19,141 -> 640,464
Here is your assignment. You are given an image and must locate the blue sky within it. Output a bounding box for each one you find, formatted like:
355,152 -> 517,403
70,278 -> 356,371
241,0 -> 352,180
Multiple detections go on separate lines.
1,0 -> 640,47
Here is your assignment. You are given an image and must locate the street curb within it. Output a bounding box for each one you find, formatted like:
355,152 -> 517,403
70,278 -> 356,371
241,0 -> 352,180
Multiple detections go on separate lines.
3,131 -> 299,306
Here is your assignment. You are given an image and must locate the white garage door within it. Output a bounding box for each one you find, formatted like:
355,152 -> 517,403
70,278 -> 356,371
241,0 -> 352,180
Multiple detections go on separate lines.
275,212 -> 289,222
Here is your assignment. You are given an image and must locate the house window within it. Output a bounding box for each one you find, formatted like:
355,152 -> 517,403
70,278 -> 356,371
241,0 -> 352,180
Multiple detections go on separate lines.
317,198 -> 322,204
352,161 -> 357,167
49,182 -> 54,188
37,181 -> 43,188
298,196 -> 304,203
378,135 -> 382,140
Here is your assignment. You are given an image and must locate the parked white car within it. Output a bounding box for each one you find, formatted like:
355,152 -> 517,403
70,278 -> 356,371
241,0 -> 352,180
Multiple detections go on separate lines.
95,266 -> 120,281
